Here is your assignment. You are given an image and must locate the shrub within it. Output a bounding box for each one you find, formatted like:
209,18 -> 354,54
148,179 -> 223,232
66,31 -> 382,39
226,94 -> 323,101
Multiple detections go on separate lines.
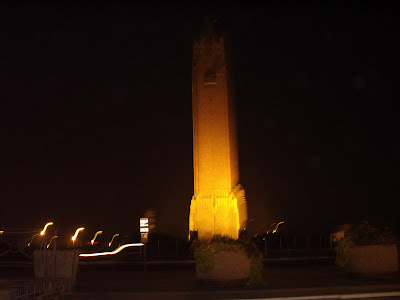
194,235 -> 265,287
334,222 -> 398,268
350,223 -> 397,245
335,236 -> 355,268
246,251 -> 264,287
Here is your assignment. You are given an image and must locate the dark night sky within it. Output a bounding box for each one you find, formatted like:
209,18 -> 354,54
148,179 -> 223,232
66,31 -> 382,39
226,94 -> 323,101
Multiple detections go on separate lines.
1,3 -> 398,239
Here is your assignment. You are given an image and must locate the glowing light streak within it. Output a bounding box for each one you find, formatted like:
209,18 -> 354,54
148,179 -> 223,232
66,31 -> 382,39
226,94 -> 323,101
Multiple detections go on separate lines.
72,227 -> 85,241
40,222 -> 54,236
80,243 -> 144,257
266,222 -> 276,234
47,236 -> 58,248
0,231 -> 4,234
28,233 -> 40,246
109,234 -> 119,247
272,221 -> 284,233
91,231 -> 103,245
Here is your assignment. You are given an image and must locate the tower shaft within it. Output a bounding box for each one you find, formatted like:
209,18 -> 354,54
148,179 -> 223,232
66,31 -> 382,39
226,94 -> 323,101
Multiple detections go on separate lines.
189,27 -> 247,241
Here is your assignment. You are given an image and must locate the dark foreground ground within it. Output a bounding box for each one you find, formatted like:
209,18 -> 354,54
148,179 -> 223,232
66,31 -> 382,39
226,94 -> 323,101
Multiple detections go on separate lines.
67,260 -> 400,299
1,260 -> 400,299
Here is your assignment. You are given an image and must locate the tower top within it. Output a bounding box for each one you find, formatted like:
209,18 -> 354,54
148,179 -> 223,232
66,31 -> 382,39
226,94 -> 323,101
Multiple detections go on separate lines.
198,16 -> 223,43
201,16 -> 218,35
194,17 -> 226,52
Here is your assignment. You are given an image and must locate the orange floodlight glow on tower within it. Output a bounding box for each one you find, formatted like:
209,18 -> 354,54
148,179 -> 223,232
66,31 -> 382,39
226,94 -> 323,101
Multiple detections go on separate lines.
109,234 -> 119,247
188,19 -> 248,241
40,222 -> 54,236
79,243 -> 144,257
91,231 -> 103,245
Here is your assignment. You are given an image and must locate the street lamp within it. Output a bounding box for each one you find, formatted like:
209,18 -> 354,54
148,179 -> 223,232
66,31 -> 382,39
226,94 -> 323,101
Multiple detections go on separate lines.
28,233 -> 40,246
266,223 -> 276,234
28,222 -> 54,246
272,221 -> 285,233
40,222 -> 54,236
244,219 -> 255,230
47,236 -> 58,248
109,234 -> 119,247
71,227 -> 85,247
91,231 -> 103,245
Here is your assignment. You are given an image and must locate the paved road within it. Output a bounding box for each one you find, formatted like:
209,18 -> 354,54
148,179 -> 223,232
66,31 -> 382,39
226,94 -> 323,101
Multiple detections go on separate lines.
2,260 -> 400,299
65,261 -> 400,299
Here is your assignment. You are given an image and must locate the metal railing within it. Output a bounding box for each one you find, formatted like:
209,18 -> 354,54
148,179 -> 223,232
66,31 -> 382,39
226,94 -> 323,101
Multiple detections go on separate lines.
1,278 -> 71,300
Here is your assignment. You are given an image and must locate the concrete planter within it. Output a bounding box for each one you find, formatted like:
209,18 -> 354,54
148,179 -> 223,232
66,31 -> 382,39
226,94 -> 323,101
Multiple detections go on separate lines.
346,244 -> 398,275
196,251 -> 250,286
34,249 -> 80,291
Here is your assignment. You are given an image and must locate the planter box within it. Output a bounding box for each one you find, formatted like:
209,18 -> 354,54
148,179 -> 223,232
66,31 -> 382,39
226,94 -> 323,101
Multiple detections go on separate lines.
347,244 -> 398,275
34,249 -> 80,291
196,251 -> 250,286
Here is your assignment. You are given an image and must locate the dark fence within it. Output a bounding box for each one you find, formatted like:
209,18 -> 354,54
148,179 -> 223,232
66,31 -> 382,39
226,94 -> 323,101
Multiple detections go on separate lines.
253,233 -> 335,258
0,278 -> 70,300
126,233 -> 335,261
1,232 -> 336,263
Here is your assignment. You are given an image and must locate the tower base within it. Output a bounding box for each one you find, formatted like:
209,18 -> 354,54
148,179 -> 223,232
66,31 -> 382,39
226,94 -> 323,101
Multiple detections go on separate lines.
189,185 -> 247,241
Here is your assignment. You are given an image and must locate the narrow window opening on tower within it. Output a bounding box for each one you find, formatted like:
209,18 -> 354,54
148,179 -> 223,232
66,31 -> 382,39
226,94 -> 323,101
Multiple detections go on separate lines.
204,68 -> 216,86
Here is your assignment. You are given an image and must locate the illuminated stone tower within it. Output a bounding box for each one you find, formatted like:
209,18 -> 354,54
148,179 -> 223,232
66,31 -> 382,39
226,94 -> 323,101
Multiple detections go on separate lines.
189,20 -> 247,241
